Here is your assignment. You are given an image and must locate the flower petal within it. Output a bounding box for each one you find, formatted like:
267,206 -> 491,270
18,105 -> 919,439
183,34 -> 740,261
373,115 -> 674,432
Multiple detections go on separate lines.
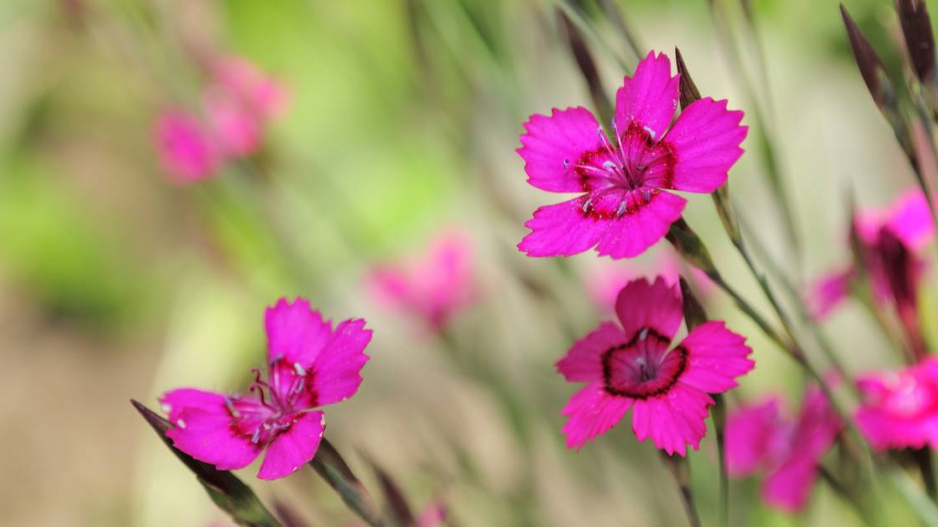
762,459 -> 818,513
724,397 -> 784,477
677,321 -> 754,393
519,191 -> 686,259
160,389 -> 263,471
265,298 -> 332,367
661,98 -> 747,193
557,321 -> 628,382
631,384 -> 712,456
518,197 -> 609,257
614,51 -> 680,142
310,319 -> 372,406
806,269 -> 853,320
886,190 -> 935,251
561,383 -> 633,450
155,109 -> 221,183
614,276 -> 684,342
257,411 -> 325,480
518,107 -> 606,192
593,190 -> 686,258
795,386 -> 842,460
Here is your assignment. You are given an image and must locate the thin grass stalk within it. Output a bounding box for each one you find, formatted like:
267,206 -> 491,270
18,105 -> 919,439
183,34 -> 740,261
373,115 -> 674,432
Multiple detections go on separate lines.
552,0 -> 632,72
595,0 -> 644,62
705,0 -> 802,267
660,453 -> 703,527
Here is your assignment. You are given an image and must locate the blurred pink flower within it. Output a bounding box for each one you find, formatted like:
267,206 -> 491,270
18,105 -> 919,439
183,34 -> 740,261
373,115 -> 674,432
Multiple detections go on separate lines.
587,249 -> 713,312
517,51 -> 747,259
154,56 -> 288,183
807,190 -> 933,320
160,298 -> 371,480
154,109 -> 222,183
212,56 -> 290,122
556,277 -> 753,454
856,358 -> 938,451
368,233 -> 476,331
725,386 -> 841,513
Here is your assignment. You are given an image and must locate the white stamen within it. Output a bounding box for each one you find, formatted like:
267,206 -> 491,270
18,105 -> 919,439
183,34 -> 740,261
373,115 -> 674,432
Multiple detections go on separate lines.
294,363 -> 306,376
643,126 -> 656,141
639,328 -> 650,341
161,403 -> 172,413
177,419 -> 187,429
616,201 -> 628,217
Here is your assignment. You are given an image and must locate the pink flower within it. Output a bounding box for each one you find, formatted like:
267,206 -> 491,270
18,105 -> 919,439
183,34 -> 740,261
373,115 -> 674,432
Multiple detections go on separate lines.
212,56 -> 290,122
154,56 -> 288,183
517,51 -> 747,259
160,298 -> 372,480
204,57 -> 290,157
587,249 -> 713,312
808,190 -> 933,319
725,387 -> 841,513
368,233 -> 476,331
556,277 -> 754,454
154,109 -> 222,183
856,358 -> 938,451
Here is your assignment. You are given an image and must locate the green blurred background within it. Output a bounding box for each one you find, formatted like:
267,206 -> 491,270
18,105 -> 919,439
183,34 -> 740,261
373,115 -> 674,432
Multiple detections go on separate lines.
0,0 -> 930,525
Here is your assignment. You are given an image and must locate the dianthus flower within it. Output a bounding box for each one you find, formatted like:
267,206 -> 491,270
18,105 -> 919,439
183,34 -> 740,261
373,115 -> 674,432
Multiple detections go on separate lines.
856,358 -> 938,451
368,233 -> 476,331
160,298 -> 371,480
155,56 -> 288,183
725,386 -> 841,512
517,51 -> 747,259
155,110 -> 222,183
556,277 -> 753,454
808,190 -> 933,320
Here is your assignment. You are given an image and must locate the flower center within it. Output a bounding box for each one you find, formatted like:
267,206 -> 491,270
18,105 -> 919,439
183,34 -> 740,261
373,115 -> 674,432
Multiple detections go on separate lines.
569,121 -> 676,219
224,360 -> 313,445
601,328 -> 687,399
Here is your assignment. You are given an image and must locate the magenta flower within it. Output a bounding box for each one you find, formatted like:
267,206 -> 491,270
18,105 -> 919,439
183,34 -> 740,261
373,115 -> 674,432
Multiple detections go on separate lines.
856,358 -> 938,451
808,190 -> 933,320
725,387 -> 841,513
154,109 -> 222,183
587,249 -> 714,312
160,298 -> 371,480
368,233 -> 476,331
204,56 -> 290,157
517,51 -> 747,259
154,56 -> 288,183
556,277 -> 753,454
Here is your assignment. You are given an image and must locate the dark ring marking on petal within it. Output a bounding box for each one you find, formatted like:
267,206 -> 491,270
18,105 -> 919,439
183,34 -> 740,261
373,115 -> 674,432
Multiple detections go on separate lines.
601,328 -> 687,400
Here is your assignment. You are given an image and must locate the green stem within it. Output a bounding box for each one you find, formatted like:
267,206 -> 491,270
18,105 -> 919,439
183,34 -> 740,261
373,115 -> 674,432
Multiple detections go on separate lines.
712,394 -> 729,527
660,453 -> 702,527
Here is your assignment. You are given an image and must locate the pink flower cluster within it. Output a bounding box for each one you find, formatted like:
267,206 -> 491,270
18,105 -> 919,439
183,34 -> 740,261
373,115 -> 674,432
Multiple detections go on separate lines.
725,386 -> 841,512
155,56 -> 289,183
808,190 -> 933,319
160,298 -> 371,480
